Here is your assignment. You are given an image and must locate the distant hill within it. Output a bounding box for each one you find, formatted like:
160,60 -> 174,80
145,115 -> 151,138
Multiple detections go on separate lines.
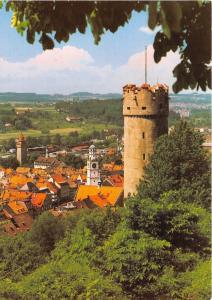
0,92 -> 122,102
169,93 -> 211,104
70,92 -> 121,100
0,92 -> 210,104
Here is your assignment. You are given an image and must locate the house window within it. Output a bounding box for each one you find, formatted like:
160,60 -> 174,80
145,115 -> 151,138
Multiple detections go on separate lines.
127,107 -> 130,110
142,132 -> 145,139
143,153 -> 145,160
142,106 -> 146,110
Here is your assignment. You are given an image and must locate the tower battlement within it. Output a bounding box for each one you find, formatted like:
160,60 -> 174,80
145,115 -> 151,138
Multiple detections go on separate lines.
123,83 -> 169,117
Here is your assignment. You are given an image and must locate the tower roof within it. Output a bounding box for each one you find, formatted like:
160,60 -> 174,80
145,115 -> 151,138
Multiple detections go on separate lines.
18,132 -> 25,141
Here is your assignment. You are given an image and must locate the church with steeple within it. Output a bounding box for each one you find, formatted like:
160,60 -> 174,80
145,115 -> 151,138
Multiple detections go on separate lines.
86,145 -> 101,186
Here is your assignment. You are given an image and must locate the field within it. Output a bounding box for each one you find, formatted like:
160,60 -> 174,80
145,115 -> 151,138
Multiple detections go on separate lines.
0,128 -> 82,142
0,102 -> 120,143
0,96 -> 210,143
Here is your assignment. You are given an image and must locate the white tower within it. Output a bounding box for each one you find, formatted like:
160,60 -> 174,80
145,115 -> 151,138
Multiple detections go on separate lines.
87,145 -> 100,186
45,147 -> 49,158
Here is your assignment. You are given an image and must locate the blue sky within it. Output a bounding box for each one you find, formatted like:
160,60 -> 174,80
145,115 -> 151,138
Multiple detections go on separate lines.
0,8 -> 181,94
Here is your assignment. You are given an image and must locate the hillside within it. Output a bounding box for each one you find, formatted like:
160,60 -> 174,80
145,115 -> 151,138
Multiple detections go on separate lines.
0,92 -> 122,102
0,92 -> 210,103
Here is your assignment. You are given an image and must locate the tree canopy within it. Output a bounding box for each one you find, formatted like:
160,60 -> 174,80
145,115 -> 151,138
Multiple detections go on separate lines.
137,121 -> 211,209
2,1 -> 211,93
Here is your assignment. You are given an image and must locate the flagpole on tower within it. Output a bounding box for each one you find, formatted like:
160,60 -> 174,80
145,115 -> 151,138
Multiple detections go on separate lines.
145,46 -> 147,83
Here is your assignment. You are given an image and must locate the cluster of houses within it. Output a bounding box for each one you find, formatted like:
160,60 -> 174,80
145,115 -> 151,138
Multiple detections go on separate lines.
0,144 -> 124,236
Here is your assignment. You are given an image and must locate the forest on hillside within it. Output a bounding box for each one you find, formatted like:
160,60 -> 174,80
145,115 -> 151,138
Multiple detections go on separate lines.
55,99 -> 123,126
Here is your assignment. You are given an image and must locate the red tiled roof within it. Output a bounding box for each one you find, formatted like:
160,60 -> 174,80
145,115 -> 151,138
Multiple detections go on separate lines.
75,185 -> 123,207
8,201 -> 28,214
51,174 -> 66,184
107,174 -> 124,187
31,193 -> 47,207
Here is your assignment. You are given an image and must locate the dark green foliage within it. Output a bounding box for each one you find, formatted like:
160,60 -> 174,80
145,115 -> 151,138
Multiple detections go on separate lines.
55,99 -> 123,126
60,153 -> 85,169
52,133 -> 61,145
0,203 -> 210,299
0,234 -> 47,281
168,110 -> 180,126
0,261 -> 125,300
189,109 -> 211,128
0,156 -> 19,169
126,193 -> 210,254
27,152 -> 40,167
138,121 -> 211,208
14,117 -> 32,130
28,212 -> 65,254
5,138 -> 16,150
97,226 -> 172,298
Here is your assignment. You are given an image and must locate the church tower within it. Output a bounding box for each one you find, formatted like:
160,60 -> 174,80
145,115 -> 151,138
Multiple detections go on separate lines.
16,133 -> 27,165
86,145 -> 100,186
123,83 -> 169,197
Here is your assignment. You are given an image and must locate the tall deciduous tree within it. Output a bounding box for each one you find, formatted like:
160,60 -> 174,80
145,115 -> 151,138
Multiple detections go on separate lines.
2,1 -> 211,93
137,121 -> 210,208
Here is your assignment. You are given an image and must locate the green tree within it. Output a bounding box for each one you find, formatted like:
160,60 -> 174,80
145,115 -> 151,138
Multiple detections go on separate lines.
4,138 -> 16,151
126,193 -> 210,254
28,212 -> 65,254
0,156 -> 19,169
61,153 -> 85,169
180,260 -> 211,300
0,234 -> 47,281
3,1 -> 211,92
98,226 -> 171,298
14,117 -> 32,130
52,133 -> 61,146
27,151 -> 40,167
138,121 -> 210,208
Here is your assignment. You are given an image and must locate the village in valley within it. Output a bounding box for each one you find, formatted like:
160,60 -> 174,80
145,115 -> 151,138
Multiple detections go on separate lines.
0,83 -> 211,236
0,1 -> 211,298
0,126 -> 125,235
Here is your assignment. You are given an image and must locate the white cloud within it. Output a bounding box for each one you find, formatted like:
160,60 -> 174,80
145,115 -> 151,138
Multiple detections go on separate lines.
0,45 -> 180,93
139,26 -> 160,35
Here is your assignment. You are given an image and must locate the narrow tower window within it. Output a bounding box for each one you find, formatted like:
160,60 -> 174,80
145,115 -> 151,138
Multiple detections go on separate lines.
142,132 -> 145,139
142,106 -> 146,110
143,153 -> 145,160
127,107 -> 130,110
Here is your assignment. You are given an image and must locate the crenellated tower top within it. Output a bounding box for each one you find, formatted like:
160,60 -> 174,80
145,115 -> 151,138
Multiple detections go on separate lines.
123,83 -> 169,117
